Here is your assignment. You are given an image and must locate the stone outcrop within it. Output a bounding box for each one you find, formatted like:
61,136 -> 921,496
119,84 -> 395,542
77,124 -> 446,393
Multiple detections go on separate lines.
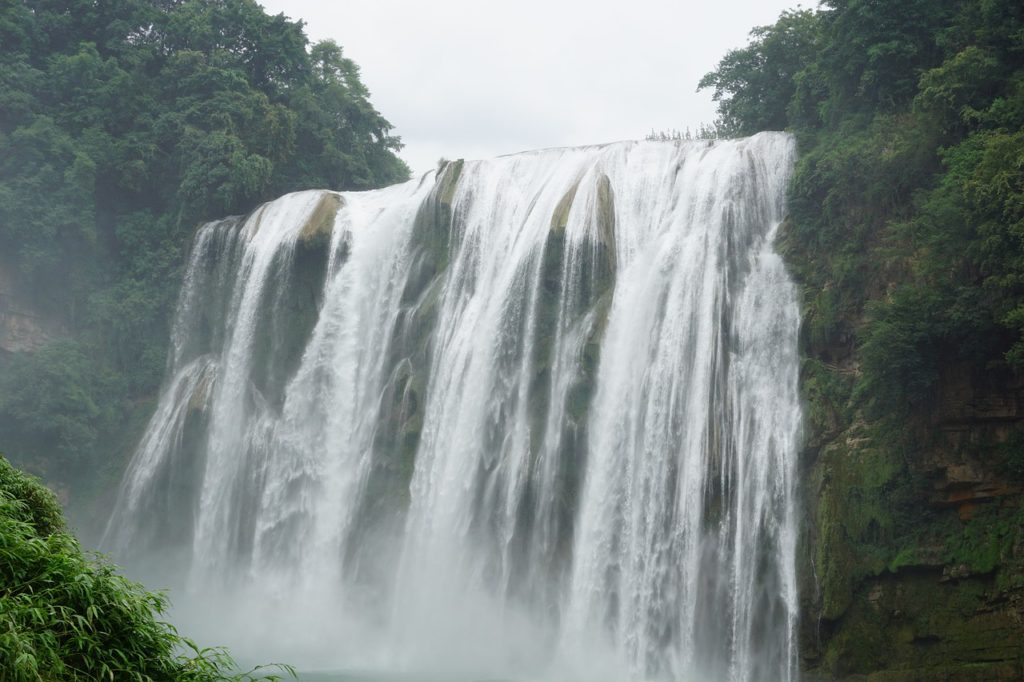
796,311 -> 1024,679
0,264 -> 64,353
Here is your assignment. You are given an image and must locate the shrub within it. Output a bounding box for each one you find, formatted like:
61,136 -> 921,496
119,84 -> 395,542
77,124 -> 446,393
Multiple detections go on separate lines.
0,456 -> 293,681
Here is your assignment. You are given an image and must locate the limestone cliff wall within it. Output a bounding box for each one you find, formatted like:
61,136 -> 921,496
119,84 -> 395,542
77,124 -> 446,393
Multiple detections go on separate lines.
795,285 -> 1024,680
0,263 -> 63,354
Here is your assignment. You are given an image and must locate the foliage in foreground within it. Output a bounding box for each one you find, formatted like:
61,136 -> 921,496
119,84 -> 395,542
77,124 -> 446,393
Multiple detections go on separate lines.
0,455 -> 292,681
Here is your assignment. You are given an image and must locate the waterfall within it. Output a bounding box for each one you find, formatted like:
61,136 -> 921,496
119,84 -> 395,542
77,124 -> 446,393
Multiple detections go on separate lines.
104,133 -> 800,681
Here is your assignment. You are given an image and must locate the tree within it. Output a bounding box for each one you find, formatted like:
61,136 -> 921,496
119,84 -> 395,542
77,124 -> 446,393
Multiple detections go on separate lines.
698,9 -> 820,136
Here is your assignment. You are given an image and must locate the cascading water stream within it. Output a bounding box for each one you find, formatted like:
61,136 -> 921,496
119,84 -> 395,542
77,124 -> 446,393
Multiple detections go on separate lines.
104,133 -> 800,681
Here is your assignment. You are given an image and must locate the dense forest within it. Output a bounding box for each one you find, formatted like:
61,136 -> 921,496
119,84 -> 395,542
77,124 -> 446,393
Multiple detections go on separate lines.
0,0 -> 409,515
701,0 -> 1024,677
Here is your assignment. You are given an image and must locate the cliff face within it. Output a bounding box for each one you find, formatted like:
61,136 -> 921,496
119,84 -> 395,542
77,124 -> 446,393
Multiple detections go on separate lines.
794,296 -> 1024,680
0,263 -> 64,354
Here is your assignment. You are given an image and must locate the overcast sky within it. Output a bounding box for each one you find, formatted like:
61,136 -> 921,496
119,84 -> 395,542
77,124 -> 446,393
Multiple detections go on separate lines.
259,0 -> 801,175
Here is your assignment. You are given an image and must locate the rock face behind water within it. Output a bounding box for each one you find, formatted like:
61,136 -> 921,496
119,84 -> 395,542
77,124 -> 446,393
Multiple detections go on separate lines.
798,302 -> 1024,680
103,135 -> 803,681
0,263 -> 64,353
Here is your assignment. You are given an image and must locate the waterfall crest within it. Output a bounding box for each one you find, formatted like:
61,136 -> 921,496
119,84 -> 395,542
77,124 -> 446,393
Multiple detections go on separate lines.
105,133 -> 801,681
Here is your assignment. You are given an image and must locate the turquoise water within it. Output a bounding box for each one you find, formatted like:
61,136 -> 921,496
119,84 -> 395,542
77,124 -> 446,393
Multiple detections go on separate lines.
247,668 -> 517,682
288,674 -> 514,682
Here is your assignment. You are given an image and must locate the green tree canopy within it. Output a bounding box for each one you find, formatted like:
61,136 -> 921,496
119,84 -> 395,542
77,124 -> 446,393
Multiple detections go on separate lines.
697,9 -> 820,136
0,0 -> 409,489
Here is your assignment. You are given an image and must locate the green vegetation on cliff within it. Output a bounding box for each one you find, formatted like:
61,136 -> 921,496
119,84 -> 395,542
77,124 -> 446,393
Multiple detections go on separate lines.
0,0 -> 409,507
703,1 -> 1024,678
0,456 -> 291,681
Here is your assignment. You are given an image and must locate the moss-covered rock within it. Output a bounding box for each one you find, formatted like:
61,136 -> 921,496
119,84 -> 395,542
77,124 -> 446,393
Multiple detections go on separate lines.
247,192 -> 339,410
517,174 -> 618,578
298,192 -> 342,247
793,273 -> 1024,681
343,168 -> 461,582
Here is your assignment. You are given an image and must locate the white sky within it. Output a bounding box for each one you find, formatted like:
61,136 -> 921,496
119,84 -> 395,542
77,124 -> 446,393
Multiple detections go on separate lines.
259,0 -> 801,175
